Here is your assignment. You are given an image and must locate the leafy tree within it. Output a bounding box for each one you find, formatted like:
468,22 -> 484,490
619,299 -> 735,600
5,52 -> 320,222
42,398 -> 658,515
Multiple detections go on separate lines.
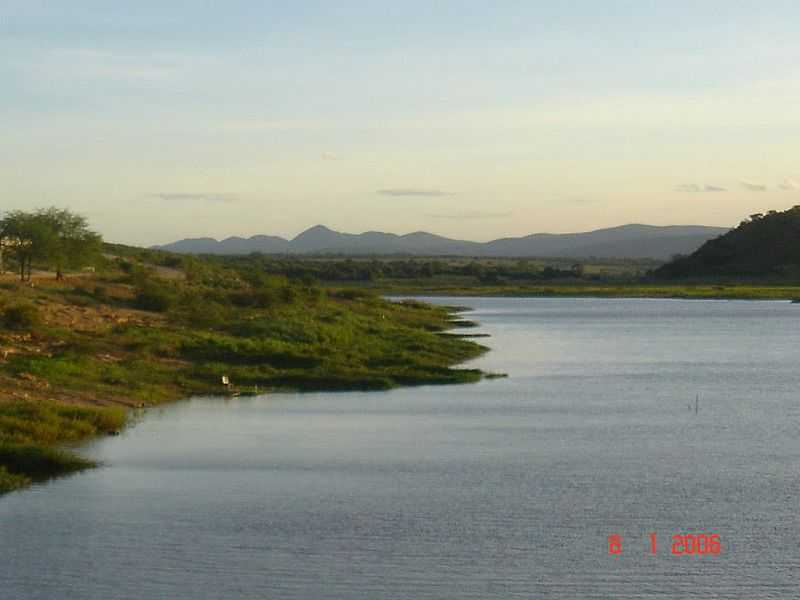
0,210 -> 53,281
34,208 -> 102,280
0,208 -> 101,281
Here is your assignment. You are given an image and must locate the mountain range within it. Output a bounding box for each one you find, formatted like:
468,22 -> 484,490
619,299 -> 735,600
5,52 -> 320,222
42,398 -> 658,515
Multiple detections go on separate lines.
154,224 -> 729,260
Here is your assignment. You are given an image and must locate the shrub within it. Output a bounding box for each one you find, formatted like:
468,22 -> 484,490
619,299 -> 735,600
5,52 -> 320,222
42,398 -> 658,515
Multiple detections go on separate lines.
0,444 -> 95,480
64,293 -> 96,307
0,466 -> 30,493
93,286 -> 108,301
173,295 -> 230,328
134,285 -> 176,312
2,303 -> 41,330
328,288 -> 376,300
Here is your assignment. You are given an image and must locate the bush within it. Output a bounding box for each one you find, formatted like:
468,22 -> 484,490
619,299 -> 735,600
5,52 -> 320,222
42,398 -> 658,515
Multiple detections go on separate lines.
173,295 -> 230,328
328,288 -> 376,301
0,444 -> 95,480
64,293 -> 96,308
2,303 -> 41,330
0,465 -> 30,493
134,285 -> 176,312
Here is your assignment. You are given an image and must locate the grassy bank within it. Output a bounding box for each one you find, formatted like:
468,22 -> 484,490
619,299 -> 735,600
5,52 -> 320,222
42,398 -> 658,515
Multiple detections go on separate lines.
0,253 -> 488,493
0,400 -> 126,493
372,281 -> 800,300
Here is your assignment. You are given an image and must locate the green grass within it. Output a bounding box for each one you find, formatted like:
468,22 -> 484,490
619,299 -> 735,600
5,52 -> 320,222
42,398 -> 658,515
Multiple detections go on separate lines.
0,400 -> 126,445
0,253 -> 494,496
376,282 -> 800,300
0,399 -> 126,494
0,466 -> 30,494
0,283 -> 486,497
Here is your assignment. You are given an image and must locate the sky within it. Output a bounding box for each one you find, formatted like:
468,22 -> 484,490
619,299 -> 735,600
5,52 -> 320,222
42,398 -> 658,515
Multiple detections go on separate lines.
2,1 -> 800,246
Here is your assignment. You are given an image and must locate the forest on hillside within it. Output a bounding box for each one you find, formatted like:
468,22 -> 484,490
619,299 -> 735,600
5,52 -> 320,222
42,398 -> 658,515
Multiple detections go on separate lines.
655,206 -> 800,280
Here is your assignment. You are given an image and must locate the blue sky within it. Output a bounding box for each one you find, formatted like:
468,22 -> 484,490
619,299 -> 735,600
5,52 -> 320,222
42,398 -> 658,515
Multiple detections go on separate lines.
2,1 -> 799,244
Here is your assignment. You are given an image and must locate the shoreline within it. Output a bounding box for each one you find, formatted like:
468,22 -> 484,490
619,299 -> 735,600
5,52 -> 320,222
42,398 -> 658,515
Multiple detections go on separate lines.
378,284 -> 800,301
1,281 -> 489,495
4,270 -> 798,496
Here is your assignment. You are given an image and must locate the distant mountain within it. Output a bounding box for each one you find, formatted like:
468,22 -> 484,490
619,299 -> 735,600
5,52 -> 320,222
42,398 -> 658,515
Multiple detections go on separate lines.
154,223 -> 729,260
655,207 -> 800,278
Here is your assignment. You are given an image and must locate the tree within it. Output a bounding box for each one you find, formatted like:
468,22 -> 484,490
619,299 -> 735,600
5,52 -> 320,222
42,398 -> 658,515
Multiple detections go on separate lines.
0,208 -> 101,281
0,211 -> 51,281
34,208 -> 102,280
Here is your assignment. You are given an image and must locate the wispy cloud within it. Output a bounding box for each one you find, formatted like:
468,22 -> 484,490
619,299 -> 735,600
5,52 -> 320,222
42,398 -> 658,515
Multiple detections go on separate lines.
378,188 -> 454,197
427,211 -> 512,220
778,178 -> 799,191
153,193 -> 238,203
675,184 -> 727,193
740,180 -> 767,192
559,196 -> 603,205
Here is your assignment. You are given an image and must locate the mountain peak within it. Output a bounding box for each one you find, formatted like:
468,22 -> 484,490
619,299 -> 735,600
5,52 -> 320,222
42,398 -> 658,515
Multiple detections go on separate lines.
295,224 -> 335,236
154,223 -> 728,259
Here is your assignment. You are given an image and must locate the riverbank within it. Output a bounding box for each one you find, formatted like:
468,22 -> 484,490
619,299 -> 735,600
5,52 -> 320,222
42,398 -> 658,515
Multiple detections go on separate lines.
0,400 -> 126,493
0,259 -> 488,494
371,282 -> 800,300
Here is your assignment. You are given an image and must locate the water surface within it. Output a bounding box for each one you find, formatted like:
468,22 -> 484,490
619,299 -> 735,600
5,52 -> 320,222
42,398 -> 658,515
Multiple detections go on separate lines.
2,298 -> 799,598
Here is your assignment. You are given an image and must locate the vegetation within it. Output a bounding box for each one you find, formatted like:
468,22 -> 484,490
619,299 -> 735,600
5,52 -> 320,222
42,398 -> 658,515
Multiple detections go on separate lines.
2,303 -> 42,330
0,399 -> 126,493
211,254 -> 656,285
209,208 -> 800,297
0,207 -> 101,281
378,283 -> 800,300
0,211 -> 490,494
655,205 -> 800,279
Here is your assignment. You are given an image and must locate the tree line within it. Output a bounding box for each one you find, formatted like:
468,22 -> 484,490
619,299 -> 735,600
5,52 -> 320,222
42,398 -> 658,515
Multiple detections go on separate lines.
209,254 -> 599,284
0,208 -> 101,281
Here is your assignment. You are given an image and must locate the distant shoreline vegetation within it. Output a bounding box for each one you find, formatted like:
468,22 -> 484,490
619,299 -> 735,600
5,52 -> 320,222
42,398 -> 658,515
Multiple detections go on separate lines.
190,206 -> 800,299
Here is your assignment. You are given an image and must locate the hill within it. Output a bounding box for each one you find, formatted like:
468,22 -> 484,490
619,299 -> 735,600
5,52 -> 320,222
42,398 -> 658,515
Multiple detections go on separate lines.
154,224 -> 728,260
654,206 -> 800,279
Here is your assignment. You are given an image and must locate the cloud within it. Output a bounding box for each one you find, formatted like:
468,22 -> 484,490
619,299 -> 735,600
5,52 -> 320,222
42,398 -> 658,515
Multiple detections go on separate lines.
321,152 -> 340,161
778,178 -> 799,191
378,188 -> 454,197
559,196 -> 602,205
675,184 -> 727,193
740,180 -> 767,192
153,193 -> 238,203
427,211 -> 512,220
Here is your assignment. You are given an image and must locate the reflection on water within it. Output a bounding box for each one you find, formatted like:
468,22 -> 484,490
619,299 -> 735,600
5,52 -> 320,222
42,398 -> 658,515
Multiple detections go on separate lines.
2,298 -> 800,599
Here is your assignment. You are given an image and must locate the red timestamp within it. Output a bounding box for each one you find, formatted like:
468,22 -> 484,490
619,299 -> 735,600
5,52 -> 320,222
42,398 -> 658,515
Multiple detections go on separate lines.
608,533 -> 721,556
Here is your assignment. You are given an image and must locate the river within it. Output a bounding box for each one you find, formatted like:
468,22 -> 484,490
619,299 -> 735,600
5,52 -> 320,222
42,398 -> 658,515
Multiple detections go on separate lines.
2,297 -> 799,598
